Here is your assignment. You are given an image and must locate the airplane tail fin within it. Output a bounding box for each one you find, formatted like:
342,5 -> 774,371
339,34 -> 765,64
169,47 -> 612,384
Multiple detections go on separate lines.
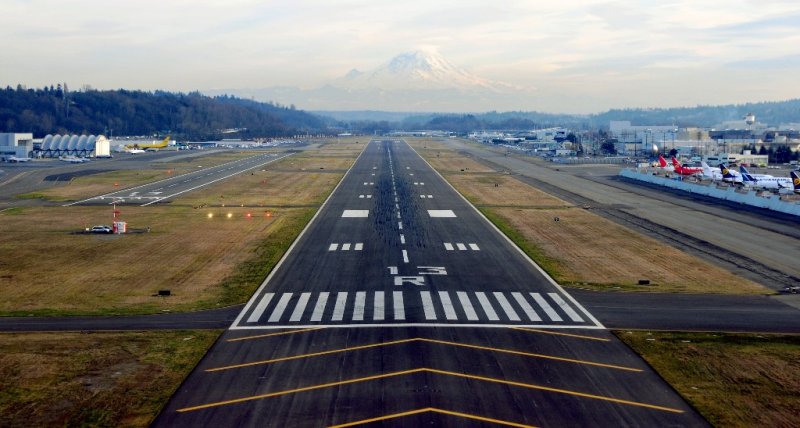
157,135 -> 170,148
671,157 -> 681,168
719,163 -> 734,180
701,161 -> 712,175
791,171 -> 800,194
658,154 -> 667,167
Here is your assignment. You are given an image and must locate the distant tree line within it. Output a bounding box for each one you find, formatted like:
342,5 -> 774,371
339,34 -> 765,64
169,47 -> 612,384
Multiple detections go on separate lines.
0,85 -> 326,139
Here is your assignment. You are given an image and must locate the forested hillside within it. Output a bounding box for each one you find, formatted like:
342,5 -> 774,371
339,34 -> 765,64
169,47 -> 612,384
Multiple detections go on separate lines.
0,85 -> 326,139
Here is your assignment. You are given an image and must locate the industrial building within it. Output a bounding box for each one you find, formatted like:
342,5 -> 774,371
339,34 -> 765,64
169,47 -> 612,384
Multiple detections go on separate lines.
0,133 -> 34,161
37,134 -> 111,158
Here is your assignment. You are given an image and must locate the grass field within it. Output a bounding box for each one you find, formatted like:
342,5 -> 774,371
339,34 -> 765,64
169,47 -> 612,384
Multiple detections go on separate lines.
407,138 -> 767,294
0,140 -> 361,315
0,330 -> 219,427
617,331 -> 800,427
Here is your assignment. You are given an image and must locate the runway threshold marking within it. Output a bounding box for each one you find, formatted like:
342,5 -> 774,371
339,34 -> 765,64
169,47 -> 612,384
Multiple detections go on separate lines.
178,367 -> 683,414
328,407 -> 536,428
226,327 -> 323,342
512,327 -> 611,342
204,337 -> 641,373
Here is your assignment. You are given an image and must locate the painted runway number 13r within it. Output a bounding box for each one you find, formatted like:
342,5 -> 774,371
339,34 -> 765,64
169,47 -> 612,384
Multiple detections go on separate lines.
388,266 -> 447,286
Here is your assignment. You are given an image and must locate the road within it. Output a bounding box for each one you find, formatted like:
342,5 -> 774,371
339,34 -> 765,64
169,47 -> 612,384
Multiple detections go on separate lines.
153,140 -> 707,427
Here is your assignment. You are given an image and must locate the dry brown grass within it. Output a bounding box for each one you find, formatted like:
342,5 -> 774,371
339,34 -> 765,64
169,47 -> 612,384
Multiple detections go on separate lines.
0,205 -> 308,314
0,144 -> 361,315
445,173 -> 571,207
617,331 -> 800,428
490,207 -> 765,293
407,140 -> 767,294
0,330 -> 219,427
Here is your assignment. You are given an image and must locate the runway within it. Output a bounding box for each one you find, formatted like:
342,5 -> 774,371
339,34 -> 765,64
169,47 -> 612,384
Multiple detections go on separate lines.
153,140 -> 707,427
64,152 -> 290,206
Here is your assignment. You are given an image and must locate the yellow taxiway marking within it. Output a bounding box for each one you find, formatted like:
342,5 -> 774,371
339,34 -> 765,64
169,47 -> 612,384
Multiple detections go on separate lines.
512,327 -> 611,342
206,337 -> 640,373
328,407 -> 537,428
178,367 -> 683,414
226,327 -> 323,342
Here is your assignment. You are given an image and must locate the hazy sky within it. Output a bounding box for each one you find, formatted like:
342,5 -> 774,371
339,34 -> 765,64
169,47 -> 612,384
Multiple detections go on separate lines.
2,0 -> 799,113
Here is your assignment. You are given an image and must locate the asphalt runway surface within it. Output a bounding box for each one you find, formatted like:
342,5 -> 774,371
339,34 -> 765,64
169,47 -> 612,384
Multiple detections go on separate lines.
152,140 -> 708,427
65,152 -> 291,206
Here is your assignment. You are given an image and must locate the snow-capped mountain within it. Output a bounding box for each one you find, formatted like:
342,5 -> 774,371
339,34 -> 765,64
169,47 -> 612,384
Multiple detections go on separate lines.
206,51 -> 530,111
335,50 -> 508,92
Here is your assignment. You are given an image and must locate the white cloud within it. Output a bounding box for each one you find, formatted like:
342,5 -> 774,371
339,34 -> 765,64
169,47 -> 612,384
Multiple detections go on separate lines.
1,0 -> 799,112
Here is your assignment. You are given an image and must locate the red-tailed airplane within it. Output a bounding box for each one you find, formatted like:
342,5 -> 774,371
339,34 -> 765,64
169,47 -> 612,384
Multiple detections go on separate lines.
656,154 -> 674,171
671,157 -> 703,176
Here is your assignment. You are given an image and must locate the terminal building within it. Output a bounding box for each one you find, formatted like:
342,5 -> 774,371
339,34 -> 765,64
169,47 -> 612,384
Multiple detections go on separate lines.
0,133 -> 34,161
37,134 -> 111,158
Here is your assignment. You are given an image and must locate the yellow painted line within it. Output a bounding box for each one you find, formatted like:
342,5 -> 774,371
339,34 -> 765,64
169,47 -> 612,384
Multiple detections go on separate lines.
417,338 -> 641,372
512,327 -> 611,342
226,327 -> 323,342
206,338 -> 418,372
425,368 -> 685,414
179,367 -> 683,414
177,368 -> 426,412
207,337 -> 639,373
328,407 -> 536,428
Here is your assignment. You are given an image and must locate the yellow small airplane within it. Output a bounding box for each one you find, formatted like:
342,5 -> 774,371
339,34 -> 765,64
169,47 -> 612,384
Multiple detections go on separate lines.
125,135 -> 171,151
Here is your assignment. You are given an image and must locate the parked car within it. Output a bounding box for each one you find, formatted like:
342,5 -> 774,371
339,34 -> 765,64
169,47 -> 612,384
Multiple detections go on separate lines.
90,225 -> 112,234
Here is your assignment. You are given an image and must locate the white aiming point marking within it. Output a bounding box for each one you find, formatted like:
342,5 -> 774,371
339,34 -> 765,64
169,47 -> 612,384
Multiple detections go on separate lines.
428,210 -> 456,218
342,210 -> 369,217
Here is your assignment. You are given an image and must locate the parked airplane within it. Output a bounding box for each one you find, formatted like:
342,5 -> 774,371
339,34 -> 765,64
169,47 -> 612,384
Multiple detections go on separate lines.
655,154 -> 674,171
8,156 -> 31,162
719,164 -> 744,184
671,157 -> 703,176
791,171 -> 800,194
59,155 -> 88,163
124,135 -> 170,152
701,161 -> 723,180
739,166 -> 792,190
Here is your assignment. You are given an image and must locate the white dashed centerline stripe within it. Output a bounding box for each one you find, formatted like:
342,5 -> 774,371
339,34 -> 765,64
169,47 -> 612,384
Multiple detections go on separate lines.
402,250 -> 409,263
310,292 -> 329,322
420,291 -> 437,320
511,292 -> 542,321
400,234 -> 405,244
475,292 -> 499,321
398,222 -> 403,230
493,292 -> 521,321
289,292 -> 311,322
268,293 -> 293,322
353,291 -> 366,321
438,291 -> 458,320
393,291 -> 405,320
548,293 -> 584,322
530,293 -> 562,322
247,293 -> 274,323
373,291 -> 385,321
